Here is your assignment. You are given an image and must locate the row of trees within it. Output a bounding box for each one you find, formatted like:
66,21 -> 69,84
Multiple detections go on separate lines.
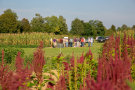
0,9 -> 135,36
0,9 -> 68,34
105,24 -> 135,36
70,19 -> 106,36
30,14 -> 68,34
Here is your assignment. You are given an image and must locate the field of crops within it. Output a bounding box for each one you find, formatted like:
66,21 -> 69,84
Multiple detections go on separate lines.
0,33 -> 135,90
0,32 -> 69,47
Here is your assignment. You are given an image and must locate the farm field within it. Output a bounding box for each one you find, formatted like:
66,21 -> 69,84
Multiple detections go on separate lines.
1,34 -> 135,90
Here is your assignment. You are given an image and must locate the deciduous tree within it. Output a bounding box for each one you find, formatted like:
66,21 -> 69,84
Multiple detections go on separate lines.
70,18 -> 84,35
0,9 -> 18,33
132,25 -> 135,30
121,24 -> 128,31
82,21 -> 93,36
89,20 -> 105,36
31,13 -> 45,32
21,18 -> 30,32
58,16 -> 68,34
44,16 -> 59,33
110,24 -> 116,32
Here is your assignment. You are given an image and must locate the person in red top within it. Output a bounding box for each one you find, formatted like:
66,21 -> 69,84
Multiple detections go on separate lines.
60,38 -> 63,48
81,37 -> 84,47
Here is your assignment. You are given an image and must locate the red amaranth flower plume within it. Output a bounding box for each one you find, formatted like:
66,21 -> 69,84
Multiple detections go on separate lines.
0,50 -> 9,89
38,41 -> 44,49
15,52 -> 33,83
55,75 -> 66,90
85,49 -> 93,60
33,41 -> 45,84
78,53 -> 84,64
15,52 -> 24,71
70,54 -> 75,67
0,50 -> 32,90
63,62 -> 70,70
57,53 -> 63,59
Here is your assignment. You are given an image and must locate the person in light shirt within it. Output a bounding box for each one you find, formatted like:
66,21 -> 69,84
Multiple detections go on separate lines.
88,37 -> 91,47
90,37 -> 94,46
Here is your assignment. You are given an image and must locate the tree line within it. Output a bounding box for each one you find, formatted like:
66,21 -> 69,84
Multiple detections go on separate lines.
0,9 -> 135,37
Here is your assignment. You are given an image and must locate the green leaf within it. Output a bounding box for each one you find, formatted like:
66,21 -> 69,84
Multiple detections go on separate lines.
27,82 -> 35,87
126,80 -> 135,90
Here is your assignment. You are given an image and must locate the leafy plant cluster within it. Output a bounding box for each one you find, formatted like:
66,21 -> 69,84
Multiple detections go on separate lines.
0,47 -> 24,64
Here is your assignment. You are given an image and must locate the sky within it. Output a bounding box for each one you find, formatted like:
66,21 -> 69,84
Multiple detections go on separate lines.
0,0 -> 135,30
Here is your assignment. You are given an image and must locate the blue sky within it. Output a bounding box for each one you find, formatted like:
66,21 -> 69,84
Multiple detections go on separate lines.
0,0 -> 135,29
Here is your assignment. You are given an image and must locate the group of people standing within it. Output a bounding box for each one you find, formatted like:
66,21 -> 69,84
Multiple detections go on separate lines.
51,37 -> 94,48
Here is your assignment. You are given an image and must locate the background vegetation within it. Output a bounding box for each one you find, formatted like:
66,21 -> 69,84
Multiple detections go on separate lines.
0,9 -> 135,37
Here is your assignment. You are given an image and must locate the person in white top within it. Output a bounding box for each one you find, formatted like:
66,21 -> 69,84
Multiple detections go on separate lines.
90,37 -> 94,46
